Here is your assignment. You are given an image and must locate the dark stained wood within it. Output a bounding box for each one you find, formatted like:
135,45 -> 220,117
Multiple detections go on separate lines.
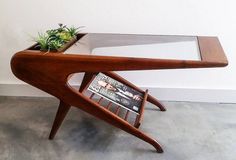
115,106 -> 120,115
79,72 -> 97,92
198,36 -> 228,65
124,110 -> 130,121
49,101 -> 71,139
10,33 -> 228,153
106,102 -> 112,109
97,97 -> 103,104
89,93 -> 95,99
147,95 -> 166,111
134,90 -> 148,128
14,51 -> 226,74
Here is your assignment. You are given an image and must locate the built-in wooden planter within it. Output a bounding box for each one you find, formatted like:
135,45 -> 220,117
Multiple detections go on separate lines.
27,33 -> 86,53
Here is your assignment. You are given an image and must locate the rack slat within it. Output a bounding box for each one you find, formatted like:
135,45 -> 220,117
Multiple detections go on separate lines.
106,102 -> 112,110
134,89 -> 148,128
115,106 -> 120,115
124,110 -> 130,121
97,97 -> 103,104
89,93 -> 95,99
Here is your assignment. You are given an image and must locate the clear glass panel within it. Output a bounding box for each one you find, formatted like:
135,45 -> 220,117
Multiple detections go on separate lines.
65,33 -> 201,60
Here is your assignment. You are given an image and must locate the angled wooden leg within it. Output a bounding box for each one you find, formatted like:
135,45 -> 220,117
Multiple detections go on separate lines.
147,95 -> 166,111
121,122 -> 163,153
132,128 -> 163,153
104,71 -> 166,111
79,72 -> 97,92
88,101 -> 163,152
49,100 -> 71,140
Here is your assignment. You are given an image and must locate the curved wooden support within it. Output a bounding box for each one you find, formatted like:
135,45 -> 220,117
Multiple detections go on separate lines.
79,72 -> 97,92
10,51 -> 166,153
49,101 -> 71,139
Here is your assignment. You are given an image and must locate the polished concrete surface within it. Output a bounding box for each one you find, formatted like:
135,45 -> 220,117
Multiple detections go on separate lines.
0,96 -> 235,160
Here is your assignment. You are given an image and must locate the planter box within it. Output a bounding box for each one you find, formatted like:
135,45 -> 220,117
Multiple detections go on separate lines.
27,33 -> 85,53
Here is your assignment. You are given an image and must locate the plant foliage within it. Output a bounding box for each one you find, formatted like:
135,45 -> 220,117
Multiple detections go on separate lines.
34,24 -> 81,51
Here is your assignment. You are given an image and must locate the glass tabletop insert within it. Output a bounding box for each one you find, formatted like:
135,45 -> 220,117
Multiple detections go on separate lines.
65,33 -> 201,61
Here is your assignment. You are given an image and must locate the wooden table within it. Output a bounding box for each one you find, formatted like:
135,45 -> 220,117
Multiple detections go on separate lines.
11,33 -> 228,153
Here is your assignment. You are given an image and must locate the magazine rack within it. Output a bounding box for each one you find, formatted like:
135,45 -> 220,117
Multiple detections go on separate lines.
11,33 -> 228,153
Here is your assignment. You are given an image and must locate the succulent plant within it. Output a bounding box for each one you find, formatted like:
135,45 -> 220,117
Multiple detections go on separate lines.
34,24 -> 82,51
34,33 -> 49,51
66,26 -> 83,37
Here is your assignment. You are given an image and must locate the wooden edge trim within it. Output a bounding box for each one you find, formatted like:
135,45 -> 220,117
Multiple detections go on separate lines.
198,36 -> 228,66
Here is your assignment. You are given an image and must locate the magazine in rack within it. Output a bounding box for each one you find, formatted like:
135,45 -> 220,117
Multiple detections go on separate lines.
88,73 -> 144,114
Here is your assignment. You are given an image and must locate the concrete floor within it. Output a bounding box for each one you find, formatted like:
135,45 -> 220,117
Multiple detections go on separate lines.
0,96 -> 235,160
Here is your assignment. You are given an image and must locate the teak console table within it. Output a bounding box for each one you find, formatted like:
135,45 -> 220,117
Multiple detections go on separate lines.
11,33 -> 228,153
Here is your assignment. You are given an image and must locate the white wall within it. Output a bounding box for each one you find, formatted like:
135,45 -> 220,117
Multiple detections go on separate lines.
0,0 -> 235,102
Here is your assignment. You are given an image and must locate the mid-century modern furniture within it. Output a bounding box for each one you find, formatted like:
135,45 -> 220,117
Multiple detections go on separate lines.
11,33 -> 228,153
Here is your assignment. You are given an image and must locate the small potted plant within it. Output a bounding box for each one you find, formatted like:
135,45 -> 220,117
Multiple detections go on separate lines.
33,24 -> 82,52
